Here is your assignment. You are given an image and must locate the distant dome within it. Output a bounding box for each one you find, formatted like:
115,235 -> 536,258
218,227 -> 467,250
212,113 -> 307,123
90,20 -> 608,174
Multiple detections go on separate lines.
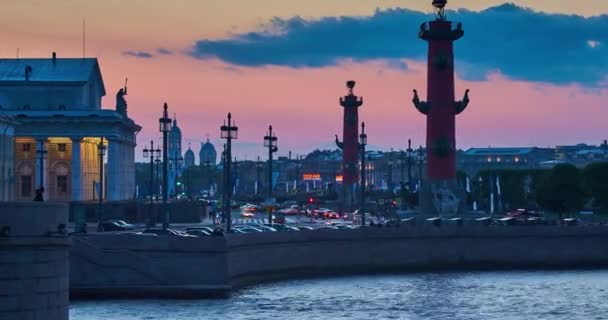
170,118 -> 181,135
199,138 -> 217,165
202,139 -> 215,152
184,147 -> 195,168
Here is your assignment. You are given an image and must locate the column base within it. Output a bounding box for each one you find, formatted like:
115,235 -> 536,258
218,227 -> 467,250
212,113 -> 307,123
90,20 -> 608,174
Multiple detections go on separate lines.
419,179 -> 465,217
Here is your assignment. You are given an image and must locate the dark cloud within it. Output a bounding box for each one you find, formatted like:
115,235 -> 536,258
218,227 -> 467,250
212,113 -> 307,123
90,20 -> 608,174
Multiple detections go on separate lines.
157,48 -> 173,55
190,3 -> 608,86
122,50 -> 154,59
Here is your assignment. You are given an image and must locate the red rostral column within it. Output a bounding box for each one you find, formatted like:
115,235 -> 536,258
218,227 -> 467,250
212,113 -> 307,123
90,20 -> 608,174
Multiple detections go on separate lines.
412,0 -> 470,215
336,81 -> 363,211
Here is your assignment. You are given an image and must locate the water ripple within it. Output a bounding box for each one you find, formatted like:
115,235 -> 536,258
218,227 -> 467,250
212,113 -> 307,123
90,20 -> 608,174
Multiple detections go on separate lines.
71,270 -> 608,320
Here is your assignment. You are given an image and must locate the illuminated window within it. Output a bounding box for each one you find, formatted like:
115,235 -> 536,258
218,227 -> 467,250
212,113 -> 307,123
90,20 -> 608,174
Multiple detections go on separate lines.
497,157 -> 502,162
57,143 -> 67,152
487,157 -> 492,162
514,157 -> 520,163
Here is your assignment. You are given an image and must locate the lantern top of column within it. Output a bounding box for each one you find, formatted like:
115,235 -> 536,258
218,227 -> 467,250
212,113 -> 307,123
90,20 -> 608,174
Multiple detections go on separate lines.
432,0 -> 447,20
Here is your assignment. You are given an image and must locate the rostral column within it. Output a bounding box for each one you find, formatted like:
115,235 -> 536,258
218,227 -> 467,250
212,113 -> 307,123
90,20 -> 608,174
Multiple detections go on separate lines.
412,0 -> 470,216
335,81 -> 363,212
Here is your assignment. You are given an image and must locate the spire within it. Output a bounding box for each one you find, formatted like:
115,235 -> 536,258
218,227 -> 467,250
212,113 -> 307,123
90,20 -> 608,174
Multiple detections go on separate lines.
172,113 -> 177,127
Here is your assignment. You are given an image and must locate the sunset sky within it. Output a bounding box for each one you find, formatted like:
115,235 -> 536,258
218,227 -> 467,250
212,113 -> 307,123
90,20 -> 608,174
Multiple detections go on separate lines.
1,0 -> 607,160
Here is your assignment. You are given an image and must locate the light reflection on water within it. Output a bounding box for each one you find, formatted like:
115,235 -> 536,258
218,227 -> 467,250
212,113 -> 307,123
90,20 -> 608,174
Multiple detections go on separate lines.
70,270 -> 608,320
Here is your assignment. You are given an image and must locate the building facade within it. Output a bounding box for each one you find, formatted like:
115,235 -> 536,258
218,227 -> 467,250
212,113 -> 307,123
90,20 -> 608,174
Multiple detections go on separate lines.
0,56 -> 141,201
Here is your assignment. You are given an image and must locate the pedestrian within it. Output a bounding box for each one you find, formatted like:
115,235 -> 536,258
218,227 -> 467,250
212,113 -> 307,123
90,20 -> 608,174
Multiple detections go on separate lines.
33,187 -> 44,202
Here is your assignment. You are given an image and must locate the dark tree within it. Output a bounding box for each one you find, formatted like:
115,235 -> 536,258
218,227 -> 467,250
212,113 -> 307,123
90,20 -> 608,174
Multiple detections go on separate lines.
537,164 -> 588,220
583,162 -> 608,213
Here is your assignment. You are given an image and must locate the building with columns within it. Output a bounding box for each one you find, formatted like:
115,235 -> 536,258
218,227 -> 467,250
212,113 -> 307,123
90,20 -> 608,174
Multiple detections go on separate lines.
0,114 -> 17,200
0,56 -> 141,202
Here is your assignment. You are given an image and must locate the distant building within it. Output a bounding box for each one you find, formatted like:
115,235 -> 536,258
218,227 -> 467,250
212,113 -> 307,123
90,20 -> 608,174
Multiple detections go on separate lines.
199,138 -> 217,166
458,147 -> 555,175
0,114 -> 17,200
184,146 -> 195,168
167,116 -> 182,196
0,55 -> 141,201
554,142 -> 608,167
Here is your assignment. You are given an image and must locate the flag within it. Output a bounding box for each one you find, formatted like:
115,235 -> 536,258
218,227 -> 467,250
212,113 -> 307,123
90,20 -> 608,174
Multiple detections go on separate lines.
490,193 -> 495,213
306,182 -> 310,193
254,180 -> 258,194
293,179 -> 297,191
473,201 -> 477,211
466,176 -> 471,193
286,182 -> 289,193
313,179 -> 316,189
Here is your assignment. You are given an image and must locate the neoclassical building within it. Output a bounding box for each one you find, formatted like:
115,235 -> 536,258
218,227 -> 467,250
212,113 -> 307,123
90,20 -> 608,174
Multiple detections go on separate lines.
0,55 -> 141,201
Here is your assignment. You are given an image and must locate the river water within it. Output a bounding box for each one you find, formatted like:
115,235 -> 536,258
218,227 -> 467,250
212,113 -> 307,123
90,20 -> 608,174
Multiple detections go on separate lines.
70,270 -> 608,320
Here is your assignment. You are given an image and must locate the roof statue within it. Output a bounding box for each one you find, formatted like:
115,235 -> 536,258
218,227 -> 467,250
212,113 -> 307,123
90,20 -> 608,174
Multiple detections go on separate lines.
116,77 -> 128,116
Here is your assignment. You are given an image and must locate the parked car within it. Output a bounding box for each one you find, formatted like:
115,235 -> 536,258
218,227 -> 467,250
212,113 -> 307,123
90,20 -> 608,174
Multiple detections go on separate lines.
100,221 -> 133,232
142,228 -> 184,236
106,219 -> 135,228
185,229 -> 211,236
235,226 -> 264,233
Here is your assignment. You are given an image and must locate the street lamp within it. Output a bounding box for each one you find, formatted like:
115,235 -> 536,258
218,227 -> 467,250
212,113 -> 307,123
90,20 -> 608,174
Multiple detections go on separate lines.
263,125 -> 278,224
96,137 -> 106,231
154,158 -> 161,198
159,102 -> 172,230
233,156 -> 238,199
36,140 -> 47,194
220,113 -> 238,233
387,149 -> 394,193
417,145 -> 424,189
359,122 -> 367,227
295,155 -> 302,194
143,140 -> 161,202
407,139 -> 414,192
256,156 -> 263,197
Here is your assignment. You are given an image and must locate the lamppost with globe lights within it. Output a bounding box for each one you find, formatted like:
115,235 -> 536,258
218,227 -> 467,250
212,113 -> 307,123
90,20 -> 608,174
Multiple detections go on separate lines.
220,113 -> 238,233
154,158 -> 161,199
263,125 -> 278,224
407,139 -> 414,192
417,145 -> 424,189
159,103 -> 172,230
359,122 -> 367,227
96,137 -> 106,231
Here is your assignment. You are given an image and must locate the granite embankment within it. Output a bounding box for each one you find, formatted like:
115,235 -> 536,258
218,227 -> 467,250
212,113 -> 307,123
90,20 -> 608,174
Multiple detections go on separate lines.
70,225 -> 608,299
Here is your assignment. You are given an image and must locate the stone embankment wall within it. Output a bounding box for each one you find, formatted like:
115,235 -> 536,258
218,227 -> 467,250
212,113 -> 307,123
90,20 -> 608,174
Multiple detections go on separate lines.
70,225 -> 608,299
0,202 -> 71,320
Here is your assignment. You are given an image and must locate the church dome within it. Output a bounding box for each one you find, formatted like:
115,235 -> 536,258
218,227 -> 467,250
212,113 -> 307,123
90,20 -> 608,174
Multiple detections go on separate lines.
199,138 -> 217,165
184,147 -> 195,168
170,118 -> 181,135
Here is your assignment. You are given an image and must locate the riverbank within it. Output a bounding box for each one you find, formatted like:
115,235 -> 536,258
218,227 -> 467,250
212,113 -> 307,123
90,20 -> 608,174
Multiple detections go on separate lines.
69,225 -> 608,299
